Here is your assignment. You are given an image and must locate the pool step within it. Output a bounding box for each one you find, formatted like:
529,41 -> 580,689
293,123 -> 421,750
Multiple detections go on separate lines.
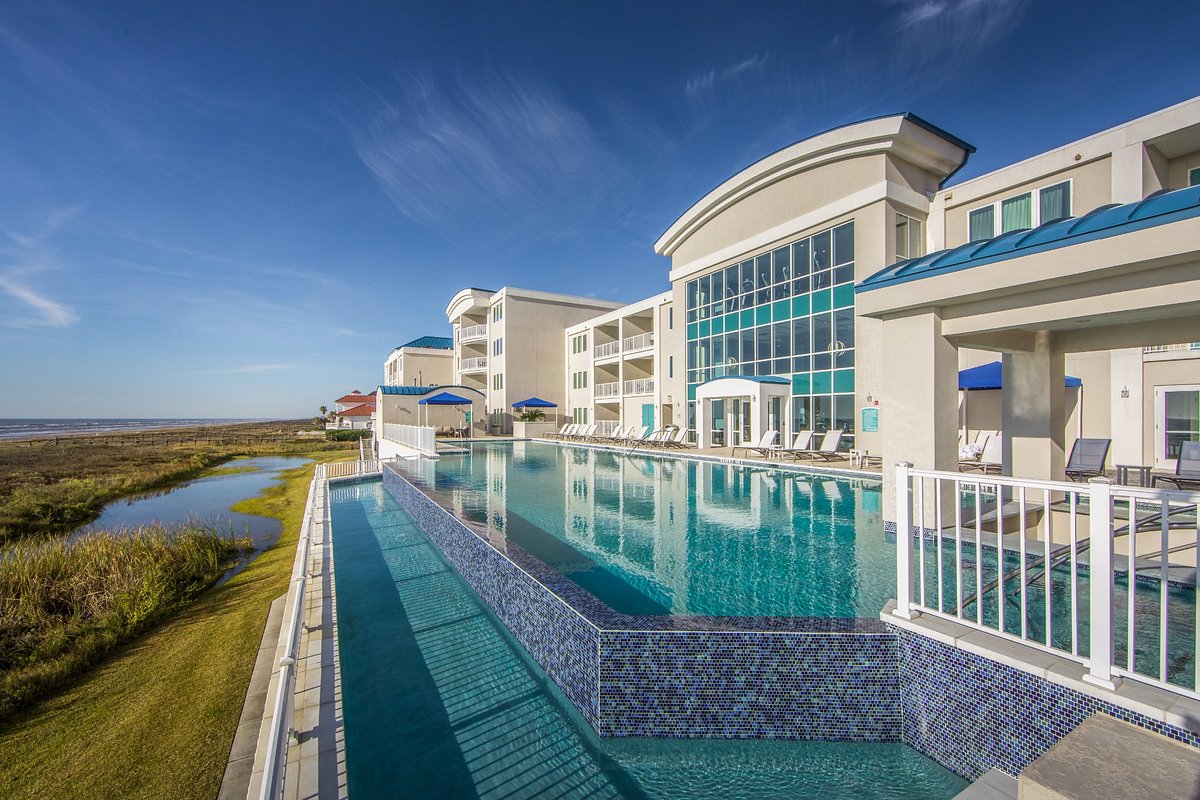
953,768 -> 1017,799
1017,713 -> 1200,799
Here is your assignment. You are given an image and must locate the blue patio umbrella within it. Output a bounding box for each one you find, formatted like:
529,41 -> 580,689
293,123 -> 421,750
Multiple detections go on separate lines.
512,396 -> 558,425
417,391 -> 472,427
958,361 -> 1083,441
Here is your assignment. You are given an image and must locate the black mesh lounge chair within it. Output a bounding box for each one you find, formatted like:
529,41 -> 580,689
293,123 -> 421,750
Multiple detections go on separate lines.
1153,440 -> 1200,490
1064,438 -> 1111,482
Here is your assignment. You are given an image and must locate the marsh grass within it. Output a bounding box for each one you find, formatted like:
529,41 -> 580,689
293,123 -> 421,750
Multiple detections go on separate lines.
0,524 -> 248,717
0,420 -> 350,543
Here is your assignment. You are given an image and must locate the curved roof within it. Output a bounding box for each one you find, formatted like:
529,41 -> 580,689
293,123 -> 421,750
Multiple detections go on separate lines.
859,185 -> 1200,293
395,335 -> 453,351
378,384 -> 486,397
654,113 -> 973,258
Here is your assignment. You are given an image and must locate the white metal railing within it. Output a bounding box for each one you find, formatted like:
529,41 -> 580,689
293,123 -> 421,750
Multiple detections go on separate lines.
381,423 -> 436,454
622,331 -> 654,351
324,459 -> 384,478
457,323 -> 487,342
459,356 -> 488,372
893,463 -> 1200,699
595,381 -> 620,398
623,378 -> 654,395
594,340 -> 620,358
258,463 -> 323,800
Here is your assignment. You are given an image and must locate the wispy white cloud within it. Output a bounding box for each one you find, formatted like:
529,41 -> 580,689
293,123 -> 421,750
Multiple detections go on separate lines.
346,71 -> 618,234
685,52 -> 770,98
0,275 -> 78,328
884,0 -> 1026,73
0,206 -> 81,328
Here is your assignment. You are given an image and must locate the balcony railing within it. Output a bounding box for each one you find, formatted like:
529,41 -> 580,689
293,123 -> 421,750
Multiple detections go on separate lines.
459,356 -> 488,372
623,378 -> 653,395
892,463 -> 1200,701
595,340 -> 620,359
622,332 -> 654,352
1144,343 -> 1200,354
595,381 -> 620,399
457,324 -> 487,342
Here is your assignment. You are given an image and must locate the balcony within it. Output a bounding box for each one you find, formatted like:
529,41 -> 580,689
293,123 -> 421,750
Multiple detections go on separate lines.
594,340 -> 620,359
457,324 -> 487,343
622,332 -> 654,352
623,378 -> 653,396
595,381 -> 620,399
1144,343 -> 1200,354
460,356 -> 488,373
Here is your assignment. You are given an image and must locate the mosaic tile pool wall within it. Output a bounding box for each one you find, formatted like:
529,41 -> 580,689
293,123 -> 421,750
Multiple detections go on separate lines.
892,625 -> 1200,780
383,466 -> 902,741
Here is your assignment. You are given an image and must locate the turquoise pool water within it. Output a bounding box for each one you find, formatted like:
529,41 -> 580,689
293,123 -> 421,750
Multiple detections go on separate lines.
394,442 -> 888,617
331,480 -> 968,798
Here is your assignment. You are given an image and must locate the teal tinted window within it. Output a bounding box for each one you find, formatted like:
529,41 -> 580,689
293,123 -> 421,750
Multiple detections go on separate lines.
726,312 -> 739,331
698,319 -> 710,338
687,322 -> 698,340
793,373 -> 810,394
812,371 -> 832,394
712,315 -> 724,335
755,305 -> 770,326
812,289 -> 831,313
772,299 -> 790,321
833,369 -> 855,394
792,295 -> 809,317
833,223 -> 854,265
833,284 -> 854,309
741,308 -> 753,328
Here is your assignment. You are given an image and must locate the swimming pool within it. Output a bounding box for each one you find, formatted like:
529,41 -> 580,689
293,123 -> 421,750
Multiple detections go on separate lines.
392,441 -> 888,618
331,479 -> 968,798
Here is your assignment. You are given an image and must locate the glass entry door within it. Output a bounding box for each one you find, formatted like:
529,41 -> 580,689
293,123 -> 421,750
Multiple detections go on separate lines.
729,399 -> 751,446
739,400 -> 751,445
1155,385 -> 1200,467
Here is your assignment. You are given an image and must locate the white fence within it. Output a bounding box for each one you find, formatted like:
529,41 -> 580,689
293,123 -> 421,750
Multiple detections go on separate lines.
257,463 -> 324,800
457,323 -> 487,342
622,331 -> 654,352
623,378 -> 654,395
594,340 -> 620,359
595,381 -> 620,398
893,463 -> 1200,698
459,356 -> 487,371
381,424 -> 436,455
324,459 -> 385,479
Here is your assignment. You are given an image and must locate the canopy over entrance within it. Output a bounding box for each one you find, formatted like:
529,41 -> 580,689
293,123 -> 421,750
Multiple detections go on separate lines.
512,397 -> 557,408
857,185 -> 1200,514
693,376 -> 790,449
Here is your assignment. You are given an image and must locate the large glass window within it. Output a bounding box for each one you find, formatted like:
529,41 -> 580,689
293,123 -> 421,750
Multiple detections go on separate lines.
896,213 -> 923,260
1039,181 -> 1071,223
969,180 -> 1074,242
684,220 -> 856,449
969,206 -> 995,243
1190,167 -> 1200,187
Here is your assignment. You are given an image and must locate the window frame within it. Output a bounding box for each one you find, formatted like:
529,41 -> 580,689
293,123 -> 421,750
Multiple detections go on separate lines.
1189,166 -> 1200,187
967,178 -> 1074,242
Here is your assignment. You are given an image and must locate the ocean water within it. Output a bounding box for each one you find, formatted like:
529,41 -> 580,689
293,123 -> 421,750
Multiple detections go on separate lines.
0,418 -> 272,440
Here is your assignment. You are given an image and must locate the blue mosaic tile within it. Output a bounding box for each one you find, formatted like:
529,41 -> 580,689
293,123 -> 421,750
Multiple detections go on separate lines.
892,624 -> 1200,780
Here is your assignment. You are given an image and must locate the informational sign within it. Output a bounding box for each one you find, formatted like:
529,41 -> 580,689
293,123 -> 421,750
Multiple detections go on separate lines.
861,407 -> 879,433
464,411 -> 473,424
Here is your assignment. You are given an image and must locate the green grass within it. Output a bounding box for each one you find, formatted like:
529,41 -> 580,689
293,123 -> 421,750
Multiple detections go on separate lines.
0,525 -> 248,717
0,452 -> 352,800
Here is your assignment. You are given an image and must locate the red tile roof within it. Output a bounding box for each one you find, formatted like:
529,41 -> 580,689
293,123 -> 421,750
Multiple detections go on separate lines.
338,404 -> 376,416
335,391 -> 367,403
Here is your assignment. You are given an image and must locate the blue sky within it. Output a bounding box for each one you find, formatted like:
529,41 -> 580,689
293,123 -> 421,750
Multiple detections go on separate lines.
1,1 -> 1197,418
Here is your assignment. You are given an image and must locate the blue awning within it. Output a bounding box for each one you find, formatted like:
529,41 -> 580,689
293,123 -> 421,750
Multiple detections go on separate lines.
512,397 -> 557,408
960,361 -> 1081,391
418,391 -> 472,406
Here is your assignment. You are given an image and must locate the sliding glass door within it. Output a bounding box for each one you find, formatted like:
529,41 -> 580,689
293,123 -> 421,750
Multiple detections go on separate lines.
1155,385 -> 1199,467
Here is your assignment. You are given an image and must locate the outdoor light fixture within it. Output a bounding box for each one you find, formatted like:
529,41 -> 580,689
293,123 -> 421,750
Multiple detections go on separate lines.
1120,386 -> 1130,398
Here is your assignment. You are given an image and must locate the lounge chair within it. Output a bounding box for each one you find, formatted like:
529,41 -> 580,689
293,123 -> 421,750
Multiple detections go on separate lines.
732,430 -> 778,458
659,427 -> 691,449
548,424 -> 571,439
556,424 -> 577,440
576,423 -> 598,441
796,429 -> 846,461
599,425 -> 627,442
626,427 -> 659,448
1064,437 -> 1111,481
960,435 -> 1002,475
774,430 -> 814,460
622,426 -> 650,445
1153,440 -> 1200,490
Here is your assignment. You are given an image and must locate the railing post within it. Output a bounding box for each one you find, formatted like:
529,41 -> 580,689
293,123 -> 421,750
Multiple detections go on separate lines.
1084,476 -> 1121,690
893,461 -> 917,620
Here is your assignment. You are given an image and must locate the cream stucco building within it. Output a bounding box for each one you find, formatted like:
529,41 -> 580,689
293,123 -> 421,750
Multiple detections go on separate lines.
445,287 -> 622,434
383,336 -> 454,388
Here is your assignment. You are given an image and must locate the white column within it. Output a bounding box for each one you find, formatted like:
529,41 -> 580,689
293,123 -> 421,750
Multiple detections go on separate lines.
1084,477 -> 1121,690
1002,331 -> 1066,480
881,310 -> 960,522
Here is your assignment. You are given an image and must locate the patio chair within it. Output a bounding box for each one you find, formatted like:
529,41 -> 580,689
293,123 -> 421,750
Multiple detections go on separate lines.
549,424 -> 571,439
960,435 -> 1002,475
1064,438 -> 1111,482
622,426 -> 650,444
626,427 -> 659,449
660,427 -> 692,449
732,430 -> 778,458
600,425 -> 627,442
775,430 -> 814,460
1153,440 -> 1200,490
797,429 -> 846,461
578,423 -> 598,440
